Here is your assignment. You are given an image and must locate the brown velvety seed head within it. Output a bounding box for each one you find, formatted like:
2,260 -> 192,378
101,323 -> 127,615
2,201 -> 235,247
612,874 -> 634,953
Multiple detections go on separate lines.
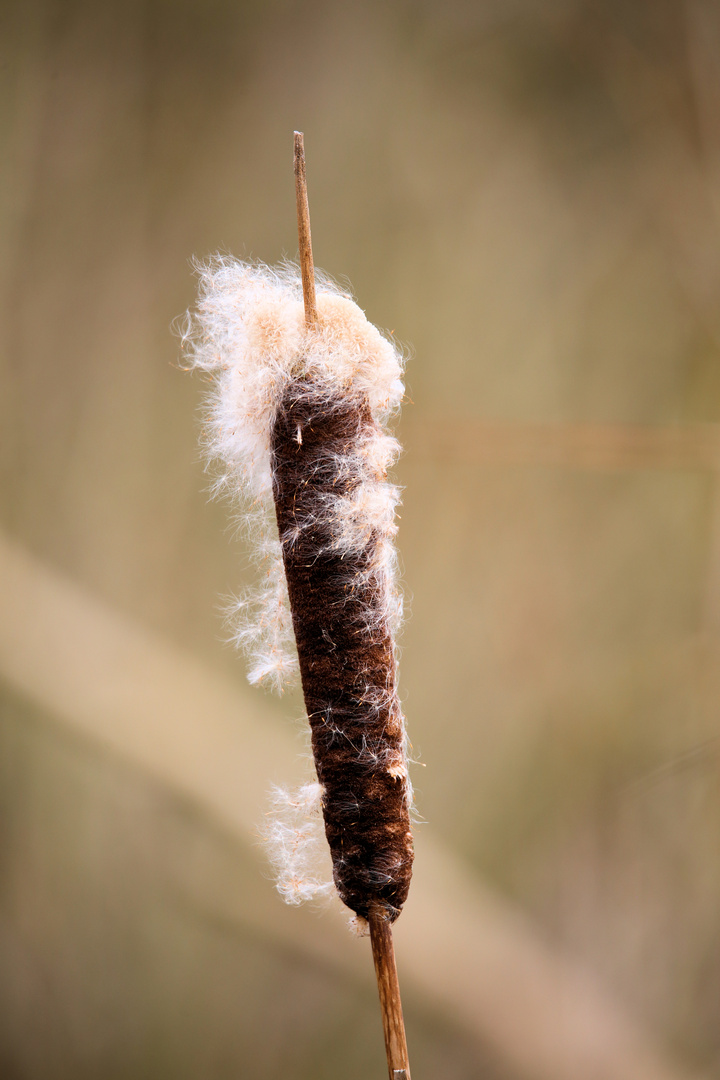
271,378 -> 413,921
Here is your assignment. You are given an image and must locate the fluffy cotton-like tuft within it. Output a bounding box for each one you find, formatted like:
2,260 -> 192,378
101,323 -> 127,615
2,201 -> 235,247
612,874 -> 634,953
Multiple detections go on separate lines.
182,258 -> 405,693
263,783 -> 335,905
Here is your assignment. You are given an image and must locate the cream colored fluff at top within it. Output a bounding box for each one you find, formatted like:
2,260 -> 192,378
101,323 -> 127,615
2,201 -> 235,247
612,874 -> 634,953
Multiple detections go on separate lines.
182,258 -> 406,695
184,259 -> 404,498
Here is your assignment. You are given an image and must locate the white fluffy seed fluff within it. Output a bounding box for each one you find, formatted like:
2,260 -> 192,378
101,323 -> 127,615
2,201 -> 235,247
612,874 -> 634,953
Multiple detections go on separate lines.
182,257 -> 408,908
263,783 -> 336,905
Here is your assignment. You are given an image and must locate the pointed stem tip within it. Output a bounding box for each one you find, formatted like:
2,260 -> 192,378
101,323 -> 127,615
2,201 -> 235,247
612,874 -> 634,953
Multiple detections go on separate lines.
293,131 -> 318,329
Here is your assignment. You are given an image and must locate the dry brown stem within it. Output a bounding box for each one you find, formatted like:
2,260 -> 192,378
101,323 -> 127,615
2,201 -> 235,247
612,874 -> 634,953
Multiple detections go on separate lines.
369,909 -> 411,1080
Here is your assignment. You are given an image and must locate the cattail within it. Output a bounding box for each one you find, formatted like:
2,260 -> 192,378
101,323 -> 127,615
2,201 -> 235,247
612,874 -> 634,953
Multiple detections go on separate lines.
184,133 -> 413,1077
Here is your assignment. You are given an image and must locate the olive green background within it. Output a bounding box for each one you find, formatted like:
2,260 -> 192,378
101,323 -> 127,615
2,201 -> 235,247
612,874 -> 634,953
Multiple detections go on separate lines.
2,1 -> 720,1077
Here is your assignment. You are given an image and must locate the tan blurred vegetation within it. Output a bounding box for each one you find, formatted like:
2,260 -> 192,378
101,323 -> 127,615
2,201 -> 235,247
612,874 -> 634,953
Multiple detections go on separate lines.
1,0 -> 720,1077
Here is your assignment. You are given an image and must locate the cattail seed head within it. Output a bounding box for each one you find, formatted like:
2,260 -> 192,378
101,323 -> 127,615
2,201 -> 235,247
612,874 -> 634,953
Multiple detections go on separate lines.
184,258 -> 413,921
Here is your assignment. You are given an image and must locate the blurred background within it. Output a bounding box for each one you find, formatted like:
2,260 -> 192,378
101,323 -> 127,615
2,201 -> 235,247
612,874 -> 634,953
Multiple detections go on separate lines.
1,0 -> 720,1077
